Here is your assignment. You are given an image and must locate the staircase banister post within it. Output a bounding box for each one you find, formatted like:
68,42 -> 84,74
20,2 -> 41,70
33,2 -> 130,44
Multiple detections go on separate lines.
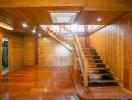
83,58 -> 89,87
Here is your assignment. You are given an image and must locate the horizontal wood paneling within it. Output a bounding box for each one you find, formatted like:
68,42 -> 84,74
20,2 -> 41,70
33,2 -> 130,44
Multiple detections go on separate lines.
88,12 -> 132,91
38,37 -> 72,67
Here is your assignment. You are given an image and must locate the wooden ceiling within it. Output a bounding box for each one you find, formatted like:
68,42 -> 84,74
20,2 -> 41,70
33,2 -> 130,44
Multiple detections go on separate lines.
0,0 -> 132,11
0,0 -> 132,35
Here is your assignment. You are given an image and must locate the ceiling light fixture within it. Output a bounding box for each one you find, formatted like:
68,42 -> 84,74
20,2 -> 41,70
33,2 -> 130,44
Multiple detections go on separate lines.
22,22 -> 28,28
0,22 -> 14,30
97,17 -> 102,22
32,27 -> 36,33
38,33 -> 42,37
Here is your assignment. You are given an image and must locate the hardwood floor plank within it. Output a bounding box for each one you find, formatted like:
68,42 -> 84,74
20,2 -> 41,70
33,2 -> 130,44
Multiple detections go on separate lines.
0,66 -> 79,100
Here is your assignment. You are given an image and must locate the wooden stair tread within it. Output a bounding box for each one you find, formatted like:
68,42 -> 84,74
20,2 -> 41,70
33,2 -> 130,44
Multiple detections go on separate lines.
80,73 -> 111,76
89,63 -> 105,64
88,67 -> 109,70
87,58 -> 102,60
88,73 -> 110,76
89,79 -> 118,83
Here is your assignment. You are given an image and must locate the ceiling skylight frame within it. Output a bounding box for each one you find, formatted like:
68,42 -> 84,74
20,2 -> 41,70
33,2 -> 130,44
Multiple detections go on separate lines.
49,11 -> 79,24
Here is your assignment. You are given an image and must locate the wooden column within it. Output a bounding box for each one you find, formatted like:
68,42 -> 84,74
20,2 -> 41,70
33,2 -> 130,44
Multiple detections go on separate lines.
35,37 -> 38,65
0,29 -> 2,76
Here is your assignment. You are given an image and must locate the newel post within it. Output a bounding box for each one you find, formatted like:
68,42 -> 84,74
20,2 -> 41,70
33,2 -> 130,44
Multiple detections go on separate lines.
83,59 -> 89,87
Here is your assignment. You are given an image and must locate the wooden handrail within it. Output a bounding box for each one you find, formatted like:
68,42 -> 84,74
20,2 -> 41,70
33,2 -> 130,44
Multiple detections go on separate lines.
74,34 -> 88,87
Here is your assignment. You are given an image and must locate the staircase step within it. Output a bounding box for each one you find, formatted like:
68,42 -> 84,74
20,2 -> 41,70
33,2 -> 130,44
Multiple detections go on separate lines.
80,73 -> 111,76
88,71 -> 111,74
89,79 -> 118,83
88,73 -> 111,76
88,67 -> 109,70
89,81 -> 119,86
88,63 -> 106,68
94,60 -> 103,63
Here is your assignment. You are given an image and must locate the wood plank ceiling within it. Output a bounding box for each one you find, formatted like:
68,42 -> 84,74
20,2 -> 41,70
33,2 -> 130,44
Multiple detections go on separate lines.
0,0 -> 132,35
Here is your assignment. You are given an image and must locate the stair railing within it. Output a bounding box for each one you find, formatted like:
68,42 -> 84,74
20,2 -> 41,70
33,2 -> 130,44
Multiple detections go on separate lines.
60,25 -> 89,86
74,34 -> 88,87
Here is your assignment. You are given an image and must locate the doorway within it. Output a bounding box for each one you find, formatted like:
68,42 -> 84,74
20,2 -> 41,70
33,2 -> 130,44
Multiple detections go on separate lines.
2,37 -> 9,74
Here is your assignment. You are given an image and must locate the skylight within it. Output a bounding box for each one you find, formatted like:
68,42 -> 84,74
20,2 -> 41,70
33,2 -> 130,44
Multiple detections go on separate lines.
50,12 -> 78,24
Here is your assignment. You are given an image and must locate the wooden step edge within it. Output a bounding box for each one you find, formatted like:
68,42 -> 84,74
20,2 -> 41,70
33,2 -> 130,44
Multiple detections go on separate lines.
88,68 -> 109,70
80,73 -> 111,76
81,79 -> 118,84
87,58 -> 103,61
89,79 -> 118,83
89,63 -> 105,65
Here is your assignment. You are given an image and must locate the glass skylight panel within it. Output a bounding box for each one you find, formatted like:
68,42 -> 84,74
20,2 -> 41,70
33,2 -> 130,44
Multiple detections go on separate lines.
78,25 -> 85,32
71,24 -> 77,32
50,12 -> 77,23
50,25 -> 60,32
65,25 -> 71,30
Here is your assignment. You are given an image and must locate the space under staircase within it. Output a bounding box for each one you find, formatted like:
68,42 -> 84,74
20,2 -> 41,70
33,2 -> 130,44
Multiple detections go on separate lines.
41,25 -> 74,51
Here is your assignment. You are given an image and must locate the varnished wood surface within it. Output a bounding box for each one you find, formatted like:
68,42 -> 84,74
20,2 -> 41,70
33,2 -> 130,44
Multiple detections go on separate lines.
0,8 -> 127,34
88,12 -> 132,91
24,36 -> 35,66
38,37 -> 72,67
70,68 -> 132,100
1,28 -> 25,72
0,0 -> 132,11
0,66 -> 79,100
0,28 -> 37,73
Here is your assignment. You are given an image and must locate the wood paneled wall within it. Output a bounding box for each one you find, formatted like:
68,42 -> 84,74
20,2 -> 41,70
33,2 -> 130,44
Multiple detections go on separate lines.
11,34 -> 24,71
0,28 -> 24,72
24,36 -> 35,66
38,37 -> 72,67
0,28 -> 2,75
88,12 -> 132,91
78,37 -> 87,48
0,28 -> 36,74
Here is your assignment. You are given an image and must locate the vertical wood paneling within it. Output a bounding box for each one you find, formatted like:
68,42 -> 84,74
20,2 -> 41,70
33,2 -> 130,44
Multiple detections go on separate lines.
24,36 -> 35,66
78,37 -> 86,48
88,12 -> 132,91
0,28 -> 25,72
11,34 -> 24,71
0,28 -> 2,75
38,37 -> 72,67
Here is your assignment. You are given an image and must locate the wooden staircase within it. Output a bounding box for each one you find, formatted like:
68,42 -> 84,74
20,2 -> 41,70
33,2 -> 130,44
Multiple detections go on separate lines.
41,25 -> 73,51
82,47 -> 119,86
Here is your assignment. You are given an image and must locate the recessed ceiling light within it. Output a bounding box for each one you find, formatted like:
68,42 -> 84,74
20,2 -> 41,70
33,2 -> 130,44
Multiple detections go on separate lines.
38,33 -> 42,37
32,27 -> 36,33
49,11 -> 79,24
97,17 -> 102,22
22,22 -> 28,28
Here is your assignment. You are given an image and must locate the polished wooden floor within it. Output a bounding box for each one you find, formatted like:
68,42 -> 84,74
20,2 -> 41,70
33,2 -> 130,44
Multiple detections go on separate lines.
0,66 -> 79,100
